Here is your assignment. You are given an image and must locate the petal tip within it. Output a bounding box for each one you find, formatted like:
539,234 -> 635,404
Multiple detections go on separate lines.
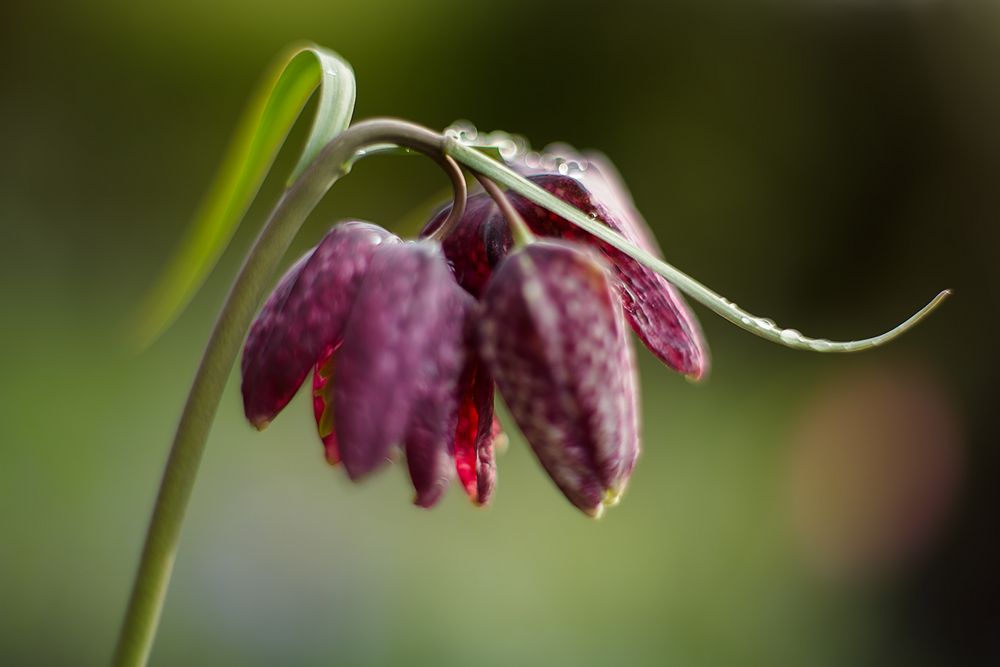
492,431 -> 509,455
685,366 -> 709,384
342,461 -> 370,482
603,486 -> 625,508
412,487 -> 445,509
323,448 -> 340,467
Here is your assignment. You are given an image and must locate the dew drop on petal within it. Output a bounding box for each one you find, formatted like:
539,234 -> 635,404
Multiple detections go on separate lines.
781,328 -> 803,344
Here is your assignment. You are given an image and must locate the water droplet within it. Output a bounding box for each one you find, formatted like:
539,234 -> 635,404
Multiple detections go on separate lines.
810,339 -> 834,352
498,138 -> 517,159
780,328 -> 803,344
753,317 -> 777,331
445,120 -> 478,143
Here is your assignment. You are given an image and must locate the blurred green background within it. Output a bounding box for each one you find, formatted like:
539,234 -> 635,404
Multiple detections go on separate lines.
2,0 -> 998,665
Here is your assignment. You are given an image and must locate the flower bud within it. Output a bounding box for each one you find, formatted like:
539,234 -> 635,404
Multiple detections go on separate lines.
241,221 -> 399,428
478,240 -> 639,516
332,242 -> 470,492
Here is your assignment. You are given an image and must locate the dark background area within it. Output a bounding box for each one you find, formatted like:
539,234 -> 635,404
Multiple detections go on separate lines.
1,1 -> 997,664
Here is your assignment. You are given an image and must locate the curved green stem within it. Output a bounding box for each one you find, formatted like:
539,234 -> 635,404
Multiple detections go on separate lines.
446,139 -> 951,352
113,119 -> 447,667
472,173 -> 535,246
423,154 -> 468,241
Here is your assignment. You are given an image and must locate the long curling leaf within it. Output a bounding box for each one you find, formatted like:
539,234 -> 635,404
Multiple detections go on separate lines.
132,44 -> 356,347
446,139 -> 950,353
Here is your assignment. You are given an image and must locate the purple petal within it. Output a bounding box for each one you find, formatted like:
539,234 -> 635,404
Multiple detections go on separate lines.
404,285 -> 475,508
478,240 -> 640,517
333,241 -> 467,481
241,221 -> 399,428
512,145 -> 664,254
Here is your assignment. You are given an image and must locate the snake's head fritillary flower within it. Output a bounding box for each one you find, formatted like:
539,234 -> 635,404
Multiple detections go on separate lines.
478,240 -> 639,517
244,149 -> 707,515
242,221 -> 399,429
242,221 -> 498,508
422,148 -> 709,380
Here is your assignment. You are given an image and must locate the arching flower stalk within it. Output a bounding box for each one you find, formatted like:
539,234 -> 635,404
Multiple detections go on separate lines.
113,45 -> 950,667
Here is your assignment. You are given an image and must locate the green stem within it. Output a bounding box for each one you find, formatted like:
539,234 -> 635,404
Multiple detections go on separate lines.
423,154 -> 468,242
472,172 -> 536,246
446,139 -> 951,353
113,119 -> 447,667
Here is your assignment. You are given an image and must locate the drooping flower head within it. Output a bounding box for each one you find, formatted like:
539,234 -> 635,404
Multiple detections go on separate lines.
242,221 -> 397,429
478,240 -> 639,517
241,146 -> 710,516
417,145 -> 711,513
241,221 -> 499,507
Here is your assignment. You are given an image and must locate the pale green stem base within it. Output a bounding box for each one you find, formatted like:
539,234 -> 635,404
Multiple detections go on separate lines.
113,119 -> 446,667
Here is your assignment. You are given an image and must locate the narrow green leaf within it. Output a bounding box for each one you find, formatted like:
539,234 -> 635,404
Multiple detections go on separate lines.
447,140 -> 950,353
132,43 -> 356,347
